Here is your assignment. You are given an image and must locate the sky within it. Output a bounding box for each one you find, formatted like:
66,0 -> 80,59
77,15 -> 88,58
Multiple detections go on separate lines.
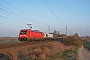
0,0 -> 90,37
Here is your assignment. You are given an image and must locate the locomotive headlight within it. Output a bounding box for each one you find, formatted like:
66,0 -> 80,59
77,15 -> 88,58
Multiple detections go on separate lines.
24,35 -> 26,36
20,35 -> 22,37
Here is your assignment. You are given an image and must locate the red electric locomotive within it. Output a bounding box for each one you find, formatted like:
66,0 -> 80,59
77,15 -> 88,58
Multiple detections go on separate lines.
18,29 -> 44,41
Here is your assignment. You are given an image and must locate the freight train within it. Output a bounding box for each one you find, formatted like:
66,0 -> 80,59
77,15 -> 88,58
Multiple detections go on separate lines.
18,29 -> 58,41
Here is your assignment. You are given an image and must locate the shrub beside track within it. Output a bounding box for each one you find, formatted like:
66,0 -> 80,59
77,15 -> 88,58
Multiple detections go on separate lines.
83,42 -> 90,50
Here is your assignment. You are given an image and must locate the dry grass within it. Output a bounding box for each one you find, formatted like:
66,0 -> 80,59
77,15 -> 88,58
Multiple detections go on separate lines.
0,41 -> 76,60
62,36 -> 82,48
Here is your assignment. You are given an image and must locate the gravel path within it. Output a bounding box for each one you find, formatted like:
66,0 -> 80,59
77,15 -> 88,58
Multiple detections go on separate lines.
78,46 -> 90,60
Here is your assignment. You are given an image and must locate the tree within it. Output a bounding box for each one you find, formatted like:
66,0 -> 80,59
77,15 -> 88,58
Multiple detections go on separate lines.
74,33 -> 79,37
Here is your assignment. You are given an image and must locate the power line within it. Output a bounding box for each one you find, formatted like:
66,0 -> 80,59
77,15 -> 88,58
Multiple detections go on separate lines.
1,0 -> 61,32
0,7 -> 32,22
43,0 -> 65,26
28,0 -> 56,30
0,15 -> 48,30
0,15 -> 27,24
0,5 -> 11,12
0,7 -> 10,13
1,0 -> 49,26
1,0 -> 34,19
0,8 -> 48,30
0,2 -> 35,22
1,0 -> 52,30
0,5 -> 48,29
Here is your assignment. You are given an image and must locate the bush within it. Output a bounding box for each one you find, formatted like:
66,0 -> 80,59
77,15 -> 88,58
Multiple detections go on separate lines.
62,36 -> 82,47
83,42 -> 90,50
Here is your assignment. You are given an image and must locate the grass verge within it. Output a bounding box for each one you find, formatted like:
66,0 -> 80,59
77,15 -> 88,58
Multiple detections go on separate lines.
0,41 -> 19,44
83,42 -> 90,50
49,49 -> 77,60
18,49 -> 77,60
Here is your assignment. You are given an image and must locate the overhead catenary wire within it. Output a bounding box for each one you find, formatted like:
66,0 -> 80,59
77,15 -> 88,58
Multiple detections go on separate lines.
43,0 -> 66,26
0,3 -> 37,23
0,7 -> 34,22
0,4 -> 48,30
0,0 -> 64,33
0,15 -> 47,30
43,0 -> 68,34
0,7 -> 48,31
1,0 -> 34,19
0,15 -> 27,24
28,0 -> 56,30
1,0 -> 57,32
1,0 -> 52,29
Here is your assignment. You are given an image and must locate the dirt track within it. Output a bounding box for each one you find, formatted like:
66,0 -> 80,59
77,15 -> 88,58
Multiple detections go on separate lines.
78,46 -> 90,60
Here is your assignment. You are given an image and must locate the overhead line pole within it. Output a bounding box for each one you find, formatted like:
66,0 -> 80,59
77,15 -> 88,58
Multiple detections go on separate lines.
48,25 -> 50,33
66,26 -> 67,35
77,26 -> 81,37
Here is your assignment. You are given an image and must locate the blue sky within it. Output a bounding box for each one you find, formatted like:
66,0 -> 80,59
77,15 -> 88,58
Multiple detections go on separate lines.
0,0 -> 90,36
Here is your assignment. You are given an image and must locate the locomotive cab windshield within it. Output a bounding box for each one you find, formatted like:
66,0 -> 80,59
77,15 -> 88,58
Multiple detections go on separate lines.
20,30 -> 27,34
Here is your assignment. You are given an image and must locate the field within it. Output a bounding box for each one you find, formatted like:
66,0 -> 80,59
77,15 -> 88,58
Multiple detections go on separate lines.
0,36 -> 82,60
0,40 -> 77,60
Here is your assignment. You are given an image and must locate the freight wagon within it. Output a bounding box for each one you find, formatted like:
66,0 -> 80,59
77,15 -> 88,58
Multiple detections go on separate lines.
44,33 -> 58,40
